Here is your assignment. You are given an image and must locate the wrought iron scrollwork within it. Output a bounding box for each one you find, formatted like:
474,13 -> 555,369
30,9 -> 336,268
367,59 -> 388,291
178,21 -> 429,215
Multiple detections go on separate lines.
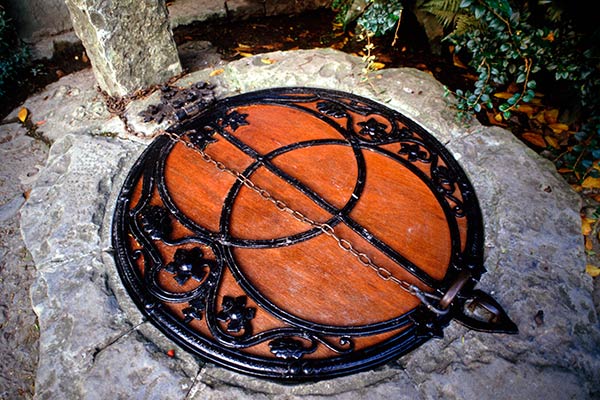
113,87 -> 516,382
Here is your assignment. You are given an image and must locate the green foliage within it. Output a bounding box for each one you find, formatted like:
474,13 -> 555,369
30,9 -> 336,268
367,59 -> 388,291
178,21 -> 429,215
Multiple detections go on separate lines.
357,0 -> 403,37
446,1 -> 600,181
0,8 -> 30,97
332,0 -> 403,36
332,0 -> 600,184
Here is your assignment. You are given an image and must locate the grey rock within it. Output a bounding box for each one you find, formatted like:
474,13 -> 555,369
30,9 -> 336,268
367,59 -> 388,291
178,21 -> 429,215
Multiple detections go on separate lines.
4,0 -> 72,41
18,49 -> 600,399
177,40 -> 225,72
3,70 -> 117,143
0,122 -> 48,399
168,0 -> 331,28
64,0 -> 182,97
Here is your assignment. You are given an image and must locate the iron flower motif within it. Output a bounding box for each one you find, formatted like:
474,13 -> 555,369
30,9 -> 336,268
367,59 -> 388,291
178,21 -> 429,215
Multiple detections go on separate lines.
399,143 -> 428,162
217,295 -> 256,333
357,118 -> 389,140
187,127 -> 217,150
164,247 -> 211,286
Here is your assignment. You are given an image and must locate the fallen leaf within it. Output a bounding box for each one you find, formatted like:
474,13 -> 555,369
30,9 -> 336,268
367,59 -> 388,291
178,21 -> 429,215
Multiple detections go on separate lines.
82,52 -> 89,63
166,349 -> 175,357
585,264 -> 600,277
17,107 -> 29,123
36,119 -> 47,126
521,132 -> 546,148
548,123 -> 569,134
544,108 -> 559,124
534,111 -> 546,124
370,61 -> 385,70
515,104 -> 537,116
581,217 -> 596,236
585,236 -> 593,251
56,69 -> 65,78
238,52 -> 253,57
582,176 -> 600,189
557,168 -> 572,174
494,113 -> 504,122
493,92 -> 514,99
452,54 -> 468,69
237,43 -> 252,49
209,68 -> 224,77
507,82 -> 519,93
261,58 -> 276,65
545,135 -> 560,149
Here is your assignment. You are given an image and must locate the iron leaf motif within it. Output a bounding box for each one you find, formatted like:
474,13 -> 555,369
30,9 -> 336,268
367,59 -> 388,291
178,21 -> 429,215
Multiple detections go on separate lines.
164,247 -> 212,286
222,110 -> 249,131
140,206 -> 172,240
269,337 -> 311,360
217,296 -> 256,333
357,118 -> 389,140
316,101 -> 347,118
399,143 -> 428,162
182,297 -> 206,324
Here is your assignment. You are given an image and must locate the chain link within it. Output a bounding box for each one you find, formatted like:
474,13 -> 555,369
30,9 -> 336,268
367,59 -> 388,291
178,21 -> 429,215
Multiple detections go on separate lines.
165,131 -> 449,315
101,88 -> 449,315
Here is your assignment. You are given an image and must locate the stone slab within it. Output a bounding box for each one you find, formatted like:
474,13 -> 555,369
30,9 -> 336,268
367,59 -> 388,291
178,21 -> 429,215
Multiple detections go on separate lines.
16,49 -> 600,399
0,122 -> 48,399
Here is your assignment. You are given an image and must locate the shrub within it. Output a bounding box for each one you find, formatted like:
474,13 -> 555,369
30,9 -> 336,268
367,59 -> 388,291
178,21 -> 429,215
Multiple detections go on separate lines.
332,0 -> 600,184
0,7 -> 30,97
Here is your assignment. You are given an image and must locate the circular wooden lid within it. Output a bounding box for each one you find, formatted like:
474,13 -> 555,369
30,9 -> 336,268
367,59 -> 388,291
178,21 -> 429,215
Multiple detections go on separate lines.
112,87 -> 484,380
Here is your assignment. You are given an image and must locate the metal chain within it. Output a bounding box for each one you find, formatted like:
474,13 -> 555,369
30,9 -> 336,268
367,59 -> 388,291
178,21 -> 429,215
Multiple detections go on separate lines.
162,130 -> 448,315
98,86 -> 448,315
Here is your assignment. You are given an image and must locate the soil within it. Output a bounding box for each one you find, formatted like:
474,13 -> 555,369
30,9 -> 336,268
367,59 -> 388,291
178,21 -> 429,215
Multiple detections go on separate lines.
3,8 -> 473,120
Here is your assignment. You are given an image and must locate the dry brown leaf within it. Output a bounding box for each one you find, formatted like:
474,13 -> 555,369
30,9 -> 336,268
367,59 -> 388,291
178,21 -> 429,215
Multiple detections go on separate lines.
582,176 -> 600,189
585,236 -> 593,251
545,136 -> 560,149
548,123 -> 569,134
261,58 -> 276,65
370,62 -> 385,70
486,111 -> 507,126
515,104 -> 536,116
585,264 -> 600,277
461,73 -> 478,81
209,68 -> 224,77
534,111 -> 546,124
558,167 -> 572,174
17,107 -> 28,123
82,52 -> 89,63
544,108 -> 559,124
581,217 -> 596,236
493,92 -> 514,100
452,54 -> 468,69
521,132 -> 546,147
